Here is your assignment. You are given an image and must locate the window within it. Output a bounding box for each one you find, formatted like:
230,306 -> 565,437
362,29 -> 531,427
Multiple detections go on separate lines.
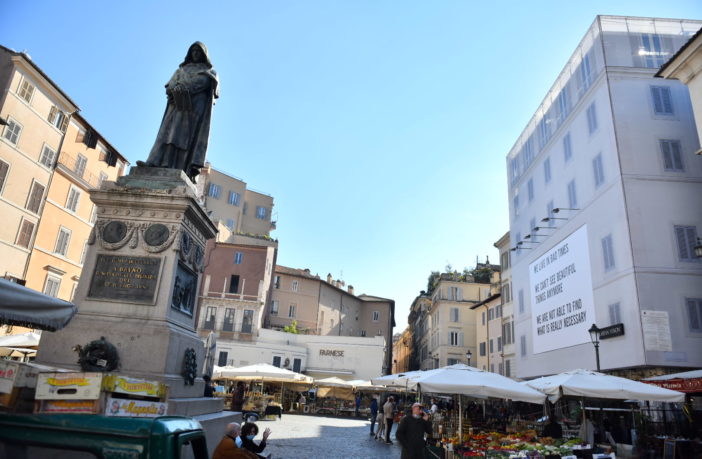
498,362 -> 504,376
3,118 -> 22,145
503,322 -> 512,345
602,234 -> 616,271
55,227 -> 71,256
274,275 -> 280,289
674,226 -> 699,261
361,330 -> 366,337
608,302 -> 621,325
482,311 -> 485,325
228,191 -> 241,206
16,219 -> 35,248
567,180 -> 577,209
500,252 -> 509,271
577,52 -> 592,95
505,360 -> 511,377
0,159 -> 9,194
256,206 -> 268,219
223,308 -> 235,331
687,298 -> 702,333
527,178 -> 534,202
372,311 -> 380,322
450,307 -> 459,322
203,306 -> 216,330
543,157 -> 551,184
272,356 -> 282,368
520,335 -> 527,357
557,88 -> 570,123
586,102 -> 598,134
291,280 -> 298,292
207,183 -> 222,198
512,195 -> 519,217
43,275 -> 61,297
488,308 -> 494,321
242,202 -> 248,214
293,358 -> 302,372
241,310 -> 253,333
234,252 -> 243,265
448,286 -> 462,301
98,172 -> 108,188
270,300 -> 279,316
498,337 -> 502,351
563,132 -> 572,162
449,332 -> 463,347
288,304 -> 296,318
228,275 -> 239,294
641,33 -> 665,68
447,358 -> 459,366
66,187 -> 80,212
660,140 -> 684,171
74,154 -> 87,178
489,339 -> 494,353
217,351 -> 228,367
80,240 -> 89,264
26,181 -> 45,214
226,219 -> 235,230
39,145 -> 56,168
18,79 -> 35,103
479,342 -> 486,356
48,106 -> 68,131
593,153 -> 605,188
538,118 -> 551,148
651,86 -> 673,115
518,289 -> 524,314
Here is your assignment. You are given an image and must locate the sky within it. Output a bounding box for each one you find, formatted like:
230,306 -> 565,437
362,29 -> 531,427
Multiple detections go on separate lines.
2,1 -> 700,331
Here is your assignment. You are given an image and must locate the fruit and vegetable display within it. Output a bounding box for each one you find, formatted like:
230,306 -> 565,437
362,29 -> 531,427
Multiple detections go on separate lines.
443,431 -> 585,458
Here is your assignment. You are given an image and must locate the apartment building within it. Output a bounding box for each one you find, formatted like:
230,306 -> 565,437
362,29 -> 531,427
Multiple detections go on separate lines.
25,113 -> 127,301
269,267 -> 396,375
392,327 -> 412,374
506,16 -> 702,379
198,165 -> 275,237
420,272 -> 493,370
471,270 -> 502,373
0,45 -> 78,284
494,232 -> 517,378
407,293 -> 431,371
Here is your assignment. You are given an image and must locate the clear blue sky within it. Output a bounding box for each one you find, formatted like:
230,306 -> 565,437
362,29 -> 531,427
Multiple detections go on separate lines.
2,1 -> 700,331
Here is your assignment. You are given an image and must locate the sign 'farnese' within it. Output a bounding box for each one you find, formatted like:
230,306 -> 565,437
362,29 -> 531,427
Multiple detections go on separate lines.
529,225 -> 596,354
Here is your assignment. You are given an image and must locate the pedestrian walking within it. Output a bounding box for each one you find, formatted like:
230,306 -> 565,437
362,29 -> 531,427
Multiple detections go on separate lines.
396,402 -> 432,459
375,410 -> 386,440
369,394 -> 379,436
355,393 -> 361,417
383,396 -> 396,444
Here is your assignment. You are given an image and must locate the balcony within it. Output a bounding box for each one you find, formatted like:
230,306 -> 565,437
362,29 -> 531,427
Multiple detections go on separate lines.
57,152 -> 103,189
201,291 -> 262,303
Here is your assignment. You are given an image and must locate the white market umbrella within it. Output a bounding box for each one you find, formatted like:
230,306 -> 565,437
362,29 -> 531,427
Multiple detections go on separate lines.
405,364 -> 546,405
315,377 -> 353,388
370,369 -> 427,388
0,331 -> 41,348
213,363 -> 313,383
525,369 -> 685,403
643,369 -> 702,381
347,379 -> 390,391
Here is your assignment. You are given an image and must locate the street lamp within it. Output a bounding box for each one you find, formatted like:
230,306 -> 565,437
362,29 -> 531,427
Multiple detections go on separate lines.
588,323 -> 601,371
466,350 -> 472,367
695,237 -> 702,258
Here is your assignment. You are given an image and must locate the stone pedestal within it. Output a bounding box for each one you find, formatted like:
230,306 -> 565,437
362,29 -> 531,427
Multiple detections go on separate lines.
37,167 -> 237,443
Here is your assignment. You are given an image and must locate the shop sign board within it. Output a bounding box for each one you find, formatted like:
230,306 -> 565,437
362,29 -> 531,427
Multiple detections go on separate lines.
105,396 -> 167,417
0,361 -> 19,394
599,323 -> 625,340
35,372 -> 103,400
529,225 -> 596,354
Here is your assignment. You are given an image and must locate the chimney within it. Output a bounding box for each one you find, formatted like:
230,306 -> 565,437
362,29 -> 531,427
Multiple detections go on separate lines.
348,285 -> 354,295
327,273 -> 333,283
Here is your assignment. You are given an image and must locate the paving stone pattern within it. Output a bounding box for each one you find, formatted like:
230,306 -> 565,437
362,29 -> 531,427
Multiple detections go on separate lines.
260,414 -> 402,458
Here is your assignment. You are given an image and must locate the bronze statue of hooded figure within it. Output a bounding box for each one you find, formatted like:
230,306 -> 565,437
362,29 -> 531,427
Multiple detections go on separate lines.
140,41 -> 219,182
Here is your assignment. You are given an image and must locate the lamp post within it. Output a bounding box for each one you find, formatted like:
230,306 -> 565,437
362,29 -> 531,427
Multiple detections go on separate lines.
466,350 -> 472,367
588,323 -> 601,371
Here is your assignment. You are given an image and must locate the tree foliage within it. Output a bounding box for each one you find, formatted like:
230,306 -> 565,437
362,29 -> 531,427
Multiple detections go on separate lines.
283,320 -> 300,334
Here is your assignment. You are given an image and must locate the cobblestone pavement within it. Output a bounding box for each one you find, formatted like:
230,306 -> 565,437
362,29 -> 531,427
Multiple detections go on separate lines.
259,414 -> 402,458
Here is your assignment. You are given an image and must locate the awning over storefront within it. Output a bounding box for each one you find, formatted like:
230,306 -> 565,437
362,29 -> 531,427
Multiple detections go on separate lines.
642,369 -> 702,393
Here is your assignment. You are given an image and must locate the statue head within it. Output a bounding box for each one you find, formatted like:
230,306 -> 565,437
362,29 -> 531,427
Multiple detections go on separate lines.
182,41 -> 212,68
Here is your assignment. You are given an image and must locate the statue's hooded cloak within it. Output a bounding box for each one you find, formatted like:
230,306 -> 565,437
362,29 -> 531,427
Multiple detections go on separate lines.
146,41 -> 219,181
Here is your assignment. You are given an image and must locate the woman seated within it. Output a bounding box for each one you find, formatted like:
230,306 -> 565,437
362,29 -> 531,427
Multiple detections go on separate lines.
240,422 -> 271,459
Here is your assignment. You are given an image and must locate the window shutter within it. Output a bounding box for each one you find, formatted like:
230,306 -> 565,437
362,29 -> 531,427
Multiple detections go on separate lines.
459,332 -> 464,347
661,87 -> 673,114
670,141 -> 683,170
687,299 -> 701,331
661,140 -> 673,169
48,106 -> 57,123
675,226 -> 693,260
59,114 -> 69,132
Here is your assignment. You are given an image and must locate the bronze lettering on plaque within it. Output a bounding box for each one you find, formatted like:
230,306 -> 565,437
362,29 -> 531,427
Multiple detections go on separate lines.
88,255 -> 161,303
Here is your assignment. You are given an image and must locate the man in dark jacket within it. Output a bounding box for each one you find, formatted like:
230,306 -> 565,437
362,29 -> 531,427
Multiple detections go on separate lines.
396,402 -> 432,459
369,394 -> 379,435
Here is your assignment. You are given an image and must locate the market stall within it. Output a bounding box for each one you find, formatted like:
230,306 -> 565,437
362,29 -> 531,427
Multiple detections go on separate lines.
213,363 -> 313,419
314,377 -> 356,415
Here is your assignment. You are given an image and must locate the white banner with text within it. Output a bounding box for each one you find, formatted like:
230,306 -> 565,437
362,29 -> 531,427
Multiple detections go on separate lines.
529,225 -> 596,354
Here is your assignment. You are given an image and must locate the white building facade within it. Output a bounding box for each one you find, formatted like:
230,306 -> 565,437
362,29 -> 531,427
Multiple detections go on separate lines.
507,16 -> 702,379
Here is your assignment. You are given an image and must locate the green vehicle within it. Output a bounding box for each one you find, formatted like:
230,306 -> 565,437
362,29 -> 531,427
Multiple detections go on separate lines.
0,413 -> 209,459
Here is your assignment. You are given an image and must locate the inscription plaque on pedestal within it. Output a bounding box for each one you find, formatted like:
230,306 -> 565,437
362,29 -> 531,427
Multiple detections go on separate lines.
88,255 -> 161,303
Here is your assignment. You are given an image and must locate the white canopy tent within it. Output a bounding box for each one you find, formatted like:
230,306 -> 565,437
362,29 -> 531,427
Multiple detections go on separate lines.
404,364 -> 546,405
524,369 -> 685,403
347,379 -> 390,391
0,331 -> 41,358
213,363 -> 313,383
315,377 -> 353,388
370,369 -> 427,388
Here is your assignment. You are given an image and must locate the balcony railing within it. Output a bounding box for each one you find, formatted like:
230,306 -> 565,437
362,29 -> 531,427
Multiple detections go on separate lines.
57,152 -> 104,189
202,291 -> 261,303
